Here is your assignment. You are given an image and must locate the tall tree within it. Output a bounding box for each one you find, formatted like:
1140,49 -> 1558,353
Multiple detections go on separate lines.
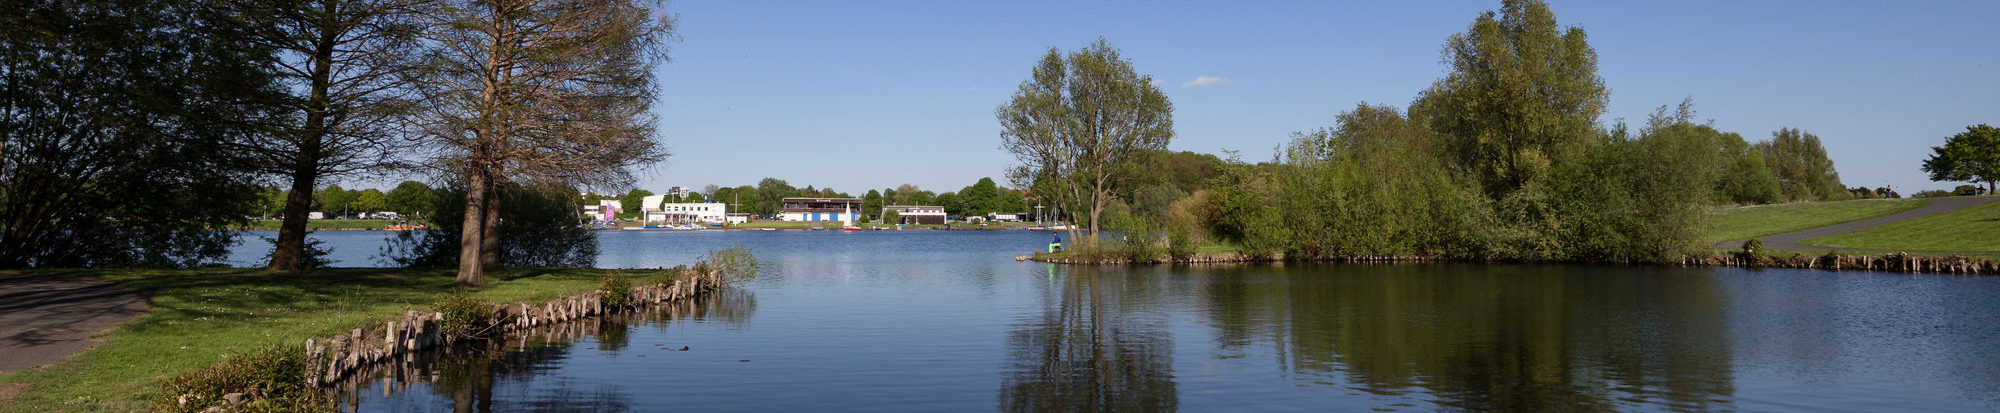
998,38 -> 1174,243
1921,124 -> 2000,194
385,180 -> 436,216
1412,0 -> 1606,198
235,0 -> 428,271
753,178 -> 794,215
617,189 -> 653,213
1756,128 -> 1846,202
353,188 -> 389,213
861,189 -> 883,220
412,0 -> 676,284
1,0 -> 278,268
1713,128 -> 1781,205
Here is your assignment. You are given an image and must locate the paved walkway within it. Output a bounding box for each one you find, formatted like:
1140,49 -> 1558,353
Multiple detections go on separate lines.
0,273 -> 149,376
1717,196 -> 2000,252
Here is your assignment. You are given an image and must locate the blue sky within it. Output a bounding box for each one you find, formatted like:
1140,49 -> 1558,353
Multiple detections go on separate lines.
592,0 -> 2000,195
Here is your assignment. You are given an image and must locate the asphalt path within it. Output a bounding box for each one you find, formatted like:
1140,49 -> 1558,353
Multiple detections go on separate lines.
0,273 -> 149,376
1717,196 -> 2000,252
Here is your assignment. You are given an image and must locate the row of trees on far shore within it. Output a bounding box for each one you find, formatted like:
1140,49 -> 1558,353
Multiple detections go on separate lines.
998,0 -> 1860,263
0,0 -> 676,283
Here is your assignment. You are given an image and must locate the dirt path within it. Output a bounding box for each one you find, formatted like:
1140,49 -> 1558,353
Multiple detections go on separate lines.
0,273 -> 149,376
1719,196 -> 2000,252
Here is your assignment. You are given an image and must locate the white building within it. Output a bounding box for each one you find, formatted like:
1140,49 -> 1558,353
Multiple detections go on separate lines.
781,197 -> 864,222
642,194 -> 725,224
987,212 -> 1026,222
883,205 -> 946,225
725,213 -> 752,225
582,200 -> 622,222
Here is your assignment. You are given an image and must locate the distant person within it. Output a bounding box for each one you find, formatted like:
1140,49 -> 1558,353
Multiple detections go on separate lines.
1049,232 -> 1063,253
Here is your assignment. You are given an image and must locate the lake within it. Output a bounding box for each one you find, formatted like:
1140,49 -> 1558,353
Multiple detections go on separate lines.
233,230 -> 2000,412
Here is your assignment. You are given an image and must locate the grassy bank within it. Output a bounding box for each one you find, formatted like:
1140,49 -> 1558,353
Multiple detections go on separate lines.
1705,198 -> 1929,243
243,219 -> 409,230
1801,200 -> 2000,253
0,267 -> 635,412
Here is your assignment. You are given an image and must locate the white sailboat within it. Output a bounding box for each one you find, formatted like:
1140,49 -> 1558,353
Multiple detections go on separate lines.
840,202 -> 861,231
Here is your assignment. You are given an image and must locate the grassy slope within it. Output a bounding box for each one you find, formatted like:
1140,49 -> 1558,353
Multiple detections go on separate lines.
0,267 -> 645,412
1802,200 -> 2000,252
1705,198 -> 1930,244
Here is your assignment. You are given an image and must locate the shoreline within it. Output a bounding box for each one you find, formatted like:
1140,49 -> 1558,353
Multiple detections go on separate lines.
1021,251 -> 2000,276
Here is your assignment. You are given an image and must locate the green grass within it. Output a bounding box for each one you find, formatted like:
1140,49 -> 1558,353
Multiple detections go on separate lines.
1801,200 -> 2000,252
0,267 -> 653,412
243,219 -> 408,230
1705,198 -> 1930,243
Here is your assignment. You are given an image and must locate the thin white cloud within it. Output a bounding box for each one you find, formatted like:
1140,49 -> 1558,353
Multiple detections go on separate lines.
1181,76 -> 1231,88
1149,79 -> 1164,86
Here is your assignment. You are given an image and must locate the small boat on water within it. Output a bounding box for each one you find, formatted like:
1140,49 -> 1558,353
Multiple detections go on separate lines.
841,226 -> 862,231
386,224 -> 427,231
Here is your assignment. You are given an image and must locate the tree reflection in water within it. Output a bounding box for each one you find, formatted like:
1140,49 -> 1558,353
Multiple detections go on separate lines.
1192,263 -> 1736,411
339,290 -> 756,413
1000,265 -> 1178,412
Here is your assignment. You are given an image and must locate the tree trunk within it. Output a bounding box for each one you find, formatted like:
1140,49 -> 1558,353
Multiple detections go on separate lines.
1086,192 -> 1104,246
265,173 -> 317,271
267,28 -> 336,272
456,171 -> 488,285
480,181 -> 502,271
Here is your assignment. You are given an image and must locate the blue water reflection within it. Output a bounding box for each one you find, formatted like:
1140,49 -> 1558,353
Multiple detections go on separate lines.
230,231 -> 2000,412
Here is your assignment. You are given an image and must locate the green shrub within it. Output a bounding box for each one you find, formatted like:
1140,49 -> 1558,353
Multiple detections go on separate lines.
600,272 -> 632,308
1738,238 -> 1765,262
1121,222 -> 1162,263
155,344 -> 333,413
701,246 -> 760,285
1166,226 -> 1195,262
432,288 -> 491,339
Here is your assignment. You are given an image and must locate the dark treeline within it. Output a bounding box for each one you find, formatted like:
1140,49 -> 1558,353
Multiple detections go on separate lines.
2,0 -> 674,281
1,0 -> 275,268
1146,0 -> 1850,264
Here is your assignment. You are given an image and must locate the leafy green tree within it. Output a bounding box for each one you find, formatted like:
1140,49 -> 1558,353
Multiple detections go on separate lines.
938,192 -> 966,217
386,181 -> 436,217
1412,0 -> 1606,199
755,178 -> 796,215
999,38 -> 1174,243
996,187 -> 1028,214
0,0 -> 277,268
353,189 -> 389,214
259,187 -> 290,219
1277,103 -> 1487,259
1713,129 -> 1782,205
908,190 -> 937,207
889,184 -> 922,205
862,189 -> 883,220
1757,128 -> 1848,202
1408,0 -> 1606,256
317,185 -> 356,216
1921,124 -> 2000,194
956,177 -> 1002,216
618,189 -> 654,214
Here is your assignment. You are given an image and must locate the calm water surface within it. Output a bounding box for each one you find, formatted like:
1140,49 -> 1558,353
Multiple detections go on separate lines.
233,231 -> 2000,412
